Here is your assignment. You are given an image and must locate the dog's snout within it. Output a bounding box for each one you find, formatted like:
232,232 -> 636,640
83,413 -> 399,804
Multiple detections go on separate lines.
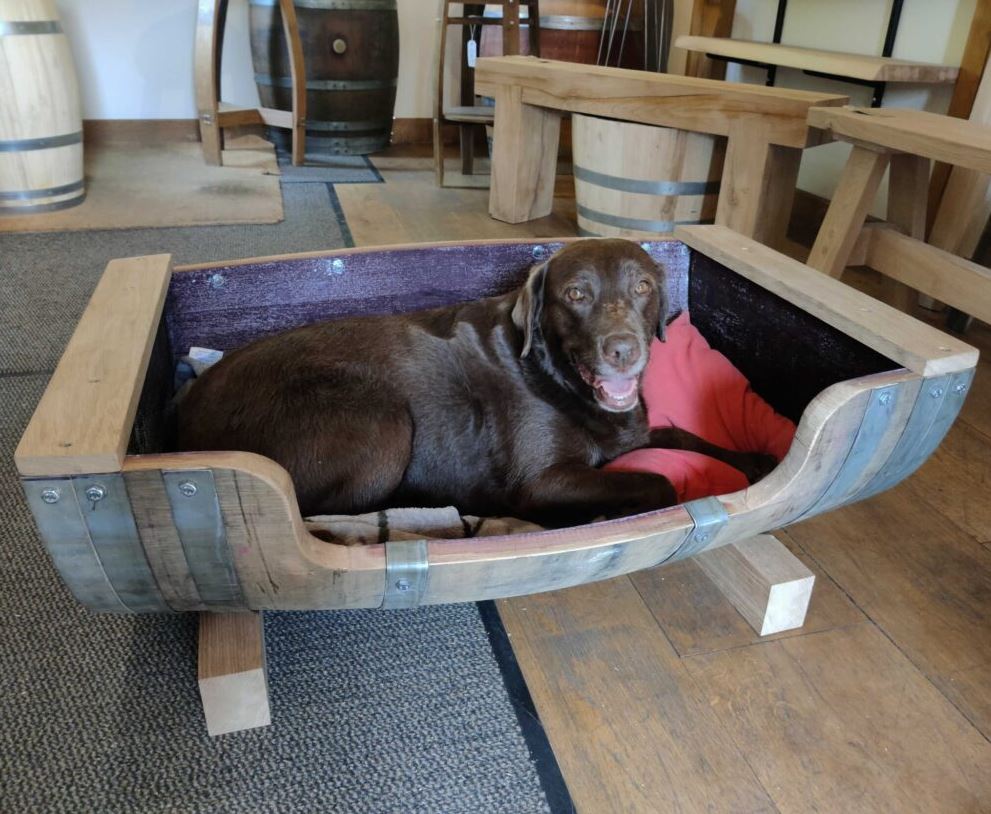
602,333 -> 641,371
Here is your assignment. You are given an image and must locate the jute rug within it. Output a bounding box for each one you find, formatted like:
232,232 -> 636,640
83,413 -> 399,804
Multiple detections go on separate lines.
0,135 -> 283,234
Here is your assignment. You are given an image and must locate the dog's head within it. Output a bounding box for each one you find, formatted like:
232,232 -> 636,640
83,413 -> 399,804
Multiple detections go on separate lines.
512,239 -> 668,413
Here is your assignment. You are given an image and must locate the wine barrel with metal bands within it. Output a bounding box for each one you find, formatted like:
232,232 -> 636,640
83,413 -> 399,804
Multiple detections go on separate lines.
0,1 -> 85,214
480,0 -> 644,67
572,114 -> 724,239
249,0 -> 399,155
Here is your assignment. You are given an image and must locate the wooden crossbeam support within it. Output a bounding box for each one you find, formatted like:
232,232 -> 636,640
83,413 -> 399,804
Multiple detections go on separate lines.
694,534 -> 815,636
198,612 -> 271,737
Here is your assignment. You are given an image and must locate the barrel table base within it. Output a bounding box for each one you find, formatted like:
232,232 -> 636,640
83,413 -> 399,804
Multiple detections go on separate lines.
573,113 -> 723,238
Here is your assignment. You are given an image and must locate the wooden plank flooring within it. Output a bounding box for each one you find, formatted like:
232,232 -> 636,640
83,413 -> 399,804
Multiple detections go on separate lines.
338,148 -> 991,813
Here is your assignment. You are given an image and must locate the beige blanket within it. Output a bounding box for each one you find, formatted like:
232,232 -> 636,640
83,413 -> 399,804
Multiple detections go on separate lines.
305,506 -> 543,545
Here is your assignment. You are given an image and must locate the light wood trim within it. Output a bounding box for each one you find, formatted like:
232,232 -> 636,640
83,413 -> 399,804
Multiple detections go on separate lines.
809,106 -> 991,175
677,36 -> 959,84
194,0 -> 224,165
15,255 -> 174,477
475,56 -> 847,148
676,225 -> 979,376
695,534 -> 815,636
215,104 -> 264,128
806,145 -> 890,278
862,225 -> 991,326
684,0 -> 737,79
278,0 -> 306,166
198,611 -> 270,736
927,0 -> 991,228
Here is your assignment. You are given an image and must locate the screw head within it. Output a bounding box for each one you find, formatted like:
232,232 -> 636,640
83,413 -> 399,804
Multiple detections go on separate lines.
178,481 -> 198,498
395,578 -> 411,592
954,383 -> 968,394
41,488 -> 60,505
85,484 -> 107,502
930,386 -> 945,398
878,391 -> 892,406
209,273 -> 226,289
531,245 -> 547,260
330,258 -> 345,275
697,532 -> 709,543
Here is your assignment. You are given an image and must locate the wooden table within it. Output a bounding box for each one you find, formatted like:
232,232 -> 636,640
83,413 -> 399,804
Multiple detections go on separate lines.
475,56 -> 847,244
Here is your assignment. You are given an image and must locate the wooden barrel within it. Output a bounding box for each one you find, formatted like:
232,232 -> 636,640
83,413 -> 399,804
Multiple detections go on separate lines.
572,114 -> 724,239
480,0 -> 644,67
249,0 -> 399,155
0,0 -> 84,214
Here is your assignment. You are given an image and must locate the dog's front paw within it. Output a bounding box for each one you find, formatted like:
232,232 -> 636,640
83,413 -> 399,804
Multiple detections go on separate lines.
736,452 -> 779,485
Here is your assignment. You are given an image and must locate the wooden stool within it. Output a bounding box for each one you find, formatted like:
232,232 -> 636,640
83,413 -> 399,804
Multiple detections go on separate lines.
806,105 -> 991,328
433,0 -> 540,188
194,0 -> 306,167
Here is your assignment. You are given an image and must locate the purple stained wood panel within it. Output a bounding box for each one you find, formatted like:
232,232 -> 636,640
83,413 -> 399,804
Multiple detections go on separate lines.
165,240 -> 691,362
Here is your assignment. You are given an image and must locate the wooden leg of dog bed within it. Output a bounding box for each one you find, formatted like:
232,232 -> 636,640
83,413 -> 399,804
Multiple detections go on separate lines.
198,611 -> 271,736
693,534 -> 815,636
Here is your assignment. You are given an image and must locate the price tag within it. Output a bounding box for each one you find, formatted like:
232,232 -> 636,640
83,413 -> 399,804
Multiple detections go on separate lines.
467,39 -> 477,68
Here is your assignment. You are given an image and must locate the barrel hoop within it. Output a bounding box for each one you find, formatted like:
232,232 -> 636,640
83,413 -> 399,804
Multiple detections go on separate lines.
847,369 -> 973,504
577,203 -> 712,233
300,133 -> 391,154
73,474 -> 171,612
0,192 -> 86,215
255,73 -> 397,91
305,118 -> 393,132
665,496 -> 728,563
0,131 -> 83,152
250,0 -> 396,10
794,382 -> 900,521
575,164 -> 720,197
0,179 -> 84,201
162,471 -> 243,607
0,20 -> 62,36
541,15 -> 643,31
381,539 -> 429,609
21,478 -> 130,613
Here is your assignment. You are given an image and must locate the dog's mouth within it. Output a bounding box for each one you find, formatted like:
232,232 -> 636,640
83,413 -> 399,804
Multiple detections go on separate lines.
576,362 -> 642,412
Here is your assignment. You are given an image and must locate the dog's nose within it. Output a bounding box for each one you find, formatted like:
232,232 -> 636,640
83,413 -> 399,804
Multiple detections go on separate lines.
602,333 -> 641,371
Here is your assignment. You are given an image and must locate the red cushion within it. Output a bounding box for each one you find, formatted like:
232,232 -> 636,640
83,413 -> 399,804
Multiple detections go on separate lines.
605,312 -> 796,503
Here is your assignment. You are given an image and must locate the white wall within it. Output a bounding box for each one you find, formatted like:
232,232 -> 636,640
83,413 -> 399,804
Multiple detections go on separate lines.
726,0 -> 976,209
55,0 -> 438,119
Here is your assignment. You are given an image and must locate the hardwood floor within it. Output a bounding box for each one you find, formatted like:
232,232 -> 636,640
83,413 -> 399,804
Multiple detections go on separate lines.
339,148 -> 991,813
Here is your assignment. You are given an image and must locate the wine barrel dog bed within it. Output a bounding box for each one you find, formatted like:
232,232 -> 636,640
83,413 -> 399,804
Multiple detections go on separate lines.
15,226 -> 978,613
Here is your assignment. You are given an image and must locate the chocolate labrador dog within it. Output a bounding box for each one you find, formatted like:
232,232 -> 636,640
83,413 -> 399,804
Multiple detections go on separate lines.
179,239 -> 774,527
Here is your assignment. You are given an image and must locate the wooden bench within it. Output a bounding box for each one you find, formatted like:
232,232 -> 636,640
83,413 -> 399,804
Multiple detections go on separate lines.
474,56 -> 847,244
806,105 -> 991,328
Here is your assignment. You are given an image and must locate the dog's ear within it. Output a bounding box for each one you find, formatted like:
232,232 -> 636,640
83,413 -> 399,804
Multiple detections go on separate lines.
511,262 -> 548,358
656,267 -> 669,343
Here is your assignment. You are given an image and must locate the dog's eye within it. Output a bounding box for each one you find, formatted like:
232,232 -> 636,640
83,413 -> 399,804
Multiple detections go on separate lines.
634,280 -> 652,296
565,286 -> 586,303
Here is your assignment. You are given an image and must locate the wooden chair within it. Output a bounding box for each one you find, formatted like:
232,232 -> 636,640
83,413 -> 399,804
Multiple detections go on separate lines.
194,0 -> 307,167
806,105 -> 991,331
433,0 -> 540,187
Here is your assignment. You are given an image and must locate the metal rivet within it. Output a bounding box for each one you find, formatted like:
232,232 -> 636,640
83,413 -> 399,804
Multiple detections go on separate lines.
531,245 -> 547,260
85,484 -> 107,502
209,273 -> 226,289
697,532 -> 709,543
329,258 -> 345,275
930,386 -> 944,398
178,481 -> 198,497
954,383 -> 968,394
41,488 -> 60,505
332,37 -> 347,55
878,392 -> 892,406
395,578 -> 411,592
